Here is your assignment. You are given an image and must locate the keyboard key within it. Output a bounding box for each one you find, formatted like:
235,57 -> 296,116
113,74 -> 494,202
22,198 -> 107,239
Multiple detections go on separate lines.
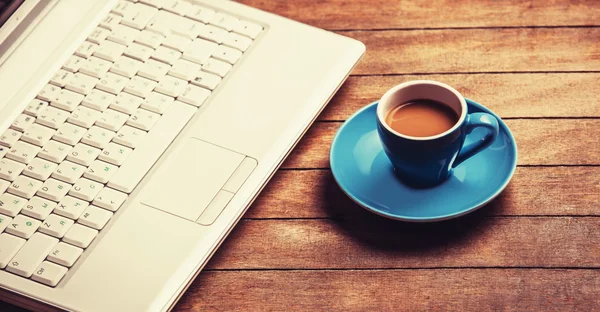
162,0 -> 191,16
141,92 -> 174,114
65,73 -> 99,95
50,69 -> 73,88
32,261 -> 68,287
0,214 -> 10,233
23,158 -> 57,180
168,59 -> 201,81
127,108 -> 160,130
202,58 -> 232,77
135,29 -> 164,49
70,178 -> 103,201
80,56 -> 113,79
113,126 -> 146,148
0,193 -> 26,217
39,214 -> 74,238
22,196 -> 56,220
62,55 -> 86,73
212,45 -> 242,64
66,143 -> 101,167
184,38 -> 217,66
162,34 -> 191,52
95,109 -> 129,131
93,188 -> 127,212
63,224 -> 98,248
107,24 -> 140,46
138,59 -> 170,81
6,232 -> 57,277
88,27 -> 111,44
178,86 -> 210,107
111,1 -> 133,17
7,141 -> 40,164
124,76 -> 156,98
94,40 -> 126,62
78,206 -> 113,230
155,75 -> 187,97
39,140 -> 71,163
111,56 -> 143,78
37,178 -> 71,202
0,179 -> 9,194
99,13 -> 122,31
52,161 -> 86,184
37,84 -> 61,102
0,158 -> 24,181
96,72 -> 129,95
53,123 -> 86,146
0,129 -> 21,147
234,19 -> 263,39
82,126 -> 115,149
0,233 -> 25,268
84,160 -> 118,183
11,114 -> 36,132
121,3 -> 158,30
82,89 -> 115,112
190,71 -> 221,90
108,102 -> 194,193
99,143 -> 132,166
25,99 -> 49,118
0,147 -> 7,159
209,12 -> 239,32
186,5 -> 215,23
68,106 -> 101,128
47,242 -> 82,267
75,41 -> 98,59
152,46 -> 181,65
52,90 -> 85,112
198,24 -> 228,44
110,92 -> 143,114
5,214 -> 42,239
222,32 -> 252,52
8,176 -> 43,199
54,196 -> 89,220
124,42 -> 154,62
21,123 -> 54,146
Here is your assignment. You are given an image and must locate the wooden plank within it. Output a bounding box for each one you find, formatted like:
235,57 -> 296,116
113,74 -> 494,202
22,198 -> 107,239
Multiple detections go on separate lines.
341,28 -> 600,75
246,167 -> 600,218
237,0 -> 600,30
282,120 -> 600,168
177,269 -> 600,311
322,74 -> 600,120
206,218 -> 600,269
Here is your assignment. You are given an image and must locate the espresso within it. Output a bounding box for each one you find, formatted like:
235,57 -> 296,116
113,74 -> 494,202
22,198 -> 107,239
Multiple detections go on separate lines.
385,100 -> 458,137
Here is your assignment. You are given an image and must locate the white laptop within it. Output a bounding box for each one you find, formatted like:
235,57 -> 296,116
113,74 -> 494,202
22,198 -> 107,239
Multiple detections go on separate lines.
0,0 -> 364,311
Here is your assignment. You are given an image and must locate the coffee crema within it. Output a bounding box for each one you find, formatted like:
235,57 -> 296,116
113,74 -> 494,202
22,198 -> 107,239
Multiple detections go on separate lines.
385,99 -> 459,137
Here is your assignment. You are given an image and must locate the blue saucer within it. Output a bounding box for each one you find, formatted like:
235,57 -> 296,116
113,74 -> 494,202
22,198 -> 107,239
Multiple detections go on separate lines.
330,99 -> 517,222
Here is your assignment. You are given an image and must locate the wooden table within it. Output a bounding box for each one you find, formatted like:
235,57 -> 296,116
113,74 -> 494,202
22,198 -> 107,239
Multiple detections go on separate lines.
4,0 -> 600,311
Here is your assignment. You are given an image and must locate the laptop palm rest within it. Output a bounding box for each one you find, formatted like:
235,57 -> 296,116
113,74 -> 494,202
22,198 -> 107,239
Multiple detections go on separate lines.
140,137 -> 256,223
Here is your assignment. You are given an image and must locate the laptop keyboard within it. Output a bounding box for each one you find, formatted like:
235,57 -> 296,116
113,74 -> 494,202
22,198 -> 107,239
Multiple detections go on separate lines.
0,0 -> 261,287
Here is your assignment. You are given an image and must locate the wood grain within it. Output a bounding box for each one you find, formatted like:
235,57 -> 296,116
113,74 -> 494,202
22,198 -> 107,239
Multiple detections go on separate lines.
206,218 -> 600,269
238,0 -> 600,30
282,120 -> 600,168
322,74 -> 600,120
246,167 -> 600,218
342,28 -> 600,75
177,269 -> 600,311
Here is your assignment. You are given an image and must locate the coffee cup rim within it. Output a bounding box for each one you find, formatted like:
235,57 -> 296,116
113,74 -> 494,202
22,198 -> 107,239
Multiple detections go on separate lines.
376,80 -> 467,141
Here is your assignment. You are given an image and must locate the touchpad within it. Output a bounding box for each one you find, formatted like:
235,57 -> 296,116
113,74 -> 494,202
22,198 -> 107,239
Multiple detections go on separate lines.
141,138 -> 245,221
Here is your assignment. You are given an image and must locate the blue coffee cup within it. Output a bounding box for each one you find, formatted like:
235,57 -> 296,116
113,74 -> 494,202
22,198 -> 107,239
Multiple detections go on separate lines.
376,80 -> 499,187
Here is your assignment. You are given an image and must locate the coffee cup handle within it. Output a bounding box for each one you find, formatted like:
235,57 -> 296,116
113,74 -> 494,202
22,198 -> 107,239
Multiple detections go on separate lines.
452,113 -> 499,168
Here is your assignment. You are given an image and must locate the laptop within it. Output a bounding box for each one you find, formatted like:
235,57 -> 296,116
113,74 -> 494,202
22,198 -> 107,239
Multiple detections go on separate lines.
0,0 -> 364,310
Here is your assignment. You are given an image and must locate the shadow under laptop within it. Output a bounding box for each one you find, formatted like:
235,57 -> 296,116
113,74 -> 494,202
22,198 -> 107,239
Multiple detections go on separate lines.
322,170 -> 504,252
